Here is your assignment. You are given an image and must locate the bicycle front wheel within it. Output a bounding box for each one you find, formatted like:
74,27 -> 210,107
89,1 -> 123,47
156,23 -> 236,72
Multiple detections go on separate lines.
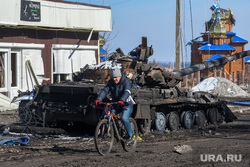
94,119 -> 114,156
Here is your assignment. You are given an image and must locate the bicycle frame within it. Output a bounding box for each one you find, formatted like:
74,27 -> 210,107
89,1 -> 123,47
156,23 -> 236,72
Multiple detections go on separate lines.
102,102 -> 124,142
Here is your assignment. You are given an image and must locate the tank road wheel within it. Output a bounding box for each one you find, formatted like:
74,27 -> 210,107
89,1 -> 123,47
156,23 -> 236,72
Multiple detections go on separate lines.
154,112 -> 166,132
167,112 -> 179,131
183,111 -> 194,129
138,119 -> 151,134
194,110 -> 206,127
208,107 -> 218,124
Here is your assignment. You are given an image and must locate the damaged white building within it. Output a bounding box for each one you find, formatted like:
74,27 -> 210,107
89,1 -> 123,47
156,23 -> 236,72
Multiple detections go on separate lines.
0,0 -> 112,99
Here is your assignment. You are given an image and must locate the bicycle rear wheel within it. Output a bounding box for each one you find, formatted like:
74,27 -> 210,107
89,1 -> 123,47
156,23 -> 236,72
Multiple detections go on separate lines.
94,119 -> 114,155
122,118 -> 138,152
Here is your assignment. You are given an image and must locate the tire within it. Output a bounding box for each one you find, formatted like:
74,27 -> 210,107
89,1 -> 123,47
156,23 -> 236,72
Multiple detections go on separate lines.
194,110 -> 206,127
94,119 -> 114,156
168,112 -> 179,131
18,101 -> 42,126
18,101 -> 33,124
122,118 -> 138,152
155,112 -> 166,132
138,119 -> 151,134
183,111 -> 194,129
208,107 -> 218,124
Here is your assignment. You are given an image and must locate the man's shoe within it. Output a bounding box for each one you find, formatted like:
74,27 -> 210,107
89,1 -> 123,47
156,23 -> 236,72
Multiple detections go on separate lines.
126,135 -> 133,144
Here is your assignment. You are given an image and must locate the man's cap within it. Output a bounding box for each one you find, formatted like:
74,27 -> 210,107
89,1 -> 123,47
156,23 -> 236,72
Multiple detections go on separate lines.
111,66 -> 122,77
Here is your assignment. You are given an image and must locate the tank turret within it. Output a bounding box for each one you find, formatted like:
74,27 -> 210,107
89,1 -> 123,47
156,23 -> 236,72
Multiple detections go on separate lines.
77,37 -> 250,89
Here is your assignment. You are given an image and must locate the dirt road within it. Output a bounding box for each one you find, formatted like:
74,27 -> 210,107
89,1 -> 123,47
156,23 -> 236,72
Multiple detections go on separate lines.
0,112 -> 249,167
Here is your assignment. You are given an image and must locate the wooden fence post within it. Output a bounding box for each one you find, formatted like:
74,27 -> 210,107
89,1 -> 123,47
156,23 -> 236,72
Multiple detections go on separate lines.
237,71 -> 240,85
197,71 -> 200,84
232,71 -> 235,83
242,70 -> 244,86
185,75 -> 188,88
219,70 -> 222,77
191,73 -> 194,88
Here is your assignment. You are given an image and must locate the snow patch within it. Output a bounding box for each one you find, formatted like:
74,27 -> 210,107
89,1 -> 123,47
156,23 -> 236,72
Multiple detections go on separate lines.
191,77 -> 249,98
191,77 -> 217,93
87,61 -> 121,70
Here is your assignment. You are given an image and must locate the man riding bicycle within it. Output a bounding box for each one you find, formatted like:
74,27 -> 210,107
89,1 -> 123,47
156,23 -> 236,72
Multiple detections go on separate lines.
94,66 -> 135,143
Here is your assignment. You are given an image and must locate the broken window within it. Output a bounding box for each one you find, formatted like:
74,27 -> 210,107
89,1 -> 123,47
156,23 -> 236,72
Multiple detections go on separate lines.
52,49 -> 96,83
0,52 -> 6,88
11,53 -> 17,87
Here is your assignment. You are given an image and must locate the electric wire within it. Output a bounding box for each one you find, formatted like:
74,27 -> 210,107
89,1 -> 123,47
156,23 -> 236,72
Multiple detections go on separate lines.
189,0 -> 194,40
109,0 -> 133,7
63,0 -> 132,7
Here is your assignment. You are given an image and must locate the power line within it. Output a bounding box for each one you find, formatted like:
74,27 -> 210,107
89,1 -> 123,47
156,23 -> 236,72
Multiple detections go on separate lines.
109,0 -> 133,7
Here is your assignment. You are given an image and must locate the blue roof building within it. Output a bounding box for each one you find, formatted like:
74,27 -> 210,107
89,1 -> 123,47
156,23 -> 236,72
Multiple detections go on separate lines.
99,46 -> 108,53
189,5 -> 248,78
232,36 -> 248,43
205,54 -> 223,61
99,46 -> 108,62
198,43 -> 236,51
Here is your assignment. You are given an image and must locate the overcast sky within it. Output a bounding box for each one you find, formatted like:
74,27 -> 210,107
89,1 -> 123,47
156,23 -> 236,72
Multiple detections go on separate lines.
67,0 -> 250,63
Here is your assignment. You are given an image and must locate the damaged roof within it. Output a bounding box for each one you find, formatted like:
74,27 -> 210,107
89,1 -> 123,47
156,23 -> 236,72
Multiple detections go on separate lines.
198,43 -> 236,51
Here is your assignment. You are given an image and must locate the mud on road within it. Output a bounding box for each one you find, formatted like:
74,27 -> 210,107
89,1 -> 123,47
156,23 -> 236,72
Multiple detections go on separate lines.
0,112 -> 250,167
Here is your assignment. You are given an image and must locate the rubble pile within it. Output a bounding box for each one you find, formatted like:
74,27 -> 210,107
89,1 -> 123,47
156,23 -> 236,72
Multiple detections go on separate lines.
191,77 -> 250,98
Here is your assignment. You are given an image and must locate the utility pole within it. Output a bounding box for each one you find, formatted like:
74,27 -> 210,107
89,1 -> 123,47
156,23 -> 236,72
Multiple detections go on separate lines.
175,0 -> 181,71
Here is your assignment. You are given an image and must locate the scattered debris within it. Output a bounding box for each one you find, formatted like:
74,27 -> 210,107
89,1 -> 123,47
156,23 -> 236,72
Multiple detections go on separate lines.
0,125 -> 66,135
232,101 -> 250,105
2,127 -> 9,135
0,93 -> 18,111
0,137 -> 29,145
174,144 -> 193,154
55,135 -> 88,141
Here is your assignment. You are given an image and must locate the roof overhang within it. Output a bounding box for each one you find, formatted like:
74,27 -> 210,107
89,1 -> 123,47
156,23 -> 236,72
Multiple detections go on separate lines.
0,0 -> 112,32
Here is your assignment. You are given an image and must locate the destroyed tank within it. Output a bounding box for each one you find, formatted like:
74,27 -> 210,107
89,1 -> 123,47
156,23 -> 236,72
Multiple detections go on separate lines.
14,37 -> 250,133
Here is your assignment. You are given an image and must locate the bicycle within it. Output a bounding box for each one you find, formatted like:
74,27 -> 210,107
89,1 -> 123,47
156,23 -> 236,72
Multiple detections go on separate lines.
94,102 -> 138,156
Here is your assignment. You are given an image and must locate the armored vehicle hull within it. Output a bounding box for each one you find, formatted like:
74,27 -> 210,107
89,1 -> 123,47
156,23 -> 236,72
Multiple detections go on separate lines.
14,37 -> 249,133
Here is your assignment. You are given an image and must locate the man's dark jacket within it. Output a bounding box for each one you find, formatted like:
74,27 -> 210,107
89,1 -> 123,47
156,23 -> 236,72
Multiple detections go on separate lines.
97,73 -> 135,108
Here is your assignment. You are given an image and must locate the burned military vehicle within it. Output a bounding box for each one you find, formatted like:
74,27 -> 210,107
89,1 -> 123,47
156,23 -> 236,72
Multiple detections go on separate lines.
14,37 -> 250,133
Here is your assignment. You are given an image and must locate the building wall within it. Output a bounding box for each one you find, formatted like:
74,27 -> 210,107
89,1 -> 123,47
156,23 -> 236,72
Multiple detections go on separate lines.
190,44 -> 201,66
0,0 -> 111,99
0,27 -> 99,98
230,44 -> 245,71
200,51 -> 232,77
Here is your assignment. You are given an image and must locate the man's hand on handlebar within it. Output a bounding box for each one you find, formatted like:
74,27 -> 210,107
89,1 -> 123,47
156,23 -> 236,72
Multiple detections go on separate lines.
94,100 -> 100,106
117,100 -> 124,106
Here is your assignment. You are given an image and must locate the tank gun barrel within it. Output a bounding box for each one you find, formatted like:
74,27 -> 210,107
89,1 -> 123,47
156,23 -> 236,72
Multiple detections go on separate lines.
173,50 -> 250,77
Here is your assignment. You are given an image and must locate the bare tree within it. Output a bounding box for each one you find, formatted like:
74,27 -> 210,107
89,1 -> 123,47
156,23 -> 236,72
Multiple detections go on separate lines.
99,21 -> 119,54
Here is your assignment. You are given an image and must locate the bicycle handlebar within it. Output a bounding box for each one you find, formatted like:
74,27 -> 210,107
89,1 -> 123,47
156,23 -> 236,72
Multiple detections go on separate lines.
99,101 -> 129,106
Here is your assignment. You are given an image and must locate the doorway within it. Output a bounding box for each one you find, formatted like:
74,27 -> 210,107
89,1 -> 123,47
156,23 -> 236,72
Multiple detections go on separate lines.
0,52 -> 6,89
9,51 -> 20,98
